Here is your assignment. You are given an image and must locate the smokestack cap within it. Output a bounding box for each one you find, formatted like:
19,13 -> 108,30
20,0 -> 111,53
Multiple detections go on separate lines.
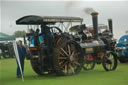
91,12 -> 99,16
108,18 -> 112,21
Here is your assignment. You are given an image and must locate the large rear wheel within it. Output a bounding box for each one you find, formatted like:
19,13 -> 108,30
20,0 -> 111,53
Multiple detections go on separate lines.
53,40 -> 84,76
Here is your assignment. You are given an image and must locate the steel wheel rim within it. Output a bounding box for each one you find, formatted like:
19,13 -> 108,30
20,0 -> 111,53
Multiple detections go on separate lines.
57,42 -> 81,75
104,53 -> 115,70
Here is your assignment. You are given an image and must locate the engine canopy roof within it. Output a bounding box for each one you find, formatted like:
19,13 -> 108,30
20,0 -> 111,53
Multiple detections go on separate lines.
16,15 -> 83,25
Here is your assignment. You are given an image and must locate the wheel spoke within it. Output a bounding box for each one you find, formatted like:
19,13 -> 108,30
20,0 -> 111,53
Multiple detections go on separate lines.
69,64 -> 75,74
61,61 -> 68,68
58,57 -> 67,60
89,63 -> 92,68
61,48 -> 69,56
57,38 -> 62,45
60,51 -> 65,56
110,64 -> 112,69
73,61 -> 80,66
71,51 -> 75,57
86,64 -> 89,68
68,45 -> 71,55
59,60 -> 65,65
64,65 -> 68,73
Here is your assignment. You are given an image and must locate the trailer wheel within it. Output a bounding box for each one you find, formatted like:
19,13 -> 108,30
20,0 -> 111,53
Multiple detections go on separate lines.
83,54 -> 95,70
102,52 -> 117,71
53,40 -> 84,76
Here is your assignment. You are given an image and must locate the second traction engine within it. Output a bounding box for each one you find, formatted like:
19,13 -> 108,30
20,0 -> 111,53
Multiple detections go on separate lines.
70,12 -> 117,71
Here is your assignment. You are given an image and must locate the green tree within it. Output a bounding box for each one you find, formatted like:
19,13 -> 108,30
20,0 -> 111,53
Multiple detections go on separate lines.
13,30 -> 26,38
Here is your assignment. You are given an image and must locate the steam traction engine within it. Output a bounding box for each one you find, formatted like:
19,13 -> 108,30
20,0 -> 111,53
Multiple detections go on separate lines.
16,16 -> 84,76
69,12 -> 117,71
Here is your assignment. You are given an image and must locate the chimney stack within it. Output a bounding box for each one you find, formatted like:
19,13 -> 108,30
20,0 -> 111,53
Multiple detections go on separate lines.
108,19 -> 113,36
91,12 -> 99,39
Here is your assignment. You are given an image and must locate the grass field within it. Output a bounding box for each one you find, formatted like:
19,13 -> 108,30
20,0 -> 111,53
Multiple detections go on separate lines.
0,58 -> 128,85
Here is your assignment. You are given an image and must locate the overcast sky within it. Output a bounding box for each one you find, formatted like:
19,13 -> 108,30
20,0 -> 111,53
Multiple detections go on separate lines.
0,0 -> 128,39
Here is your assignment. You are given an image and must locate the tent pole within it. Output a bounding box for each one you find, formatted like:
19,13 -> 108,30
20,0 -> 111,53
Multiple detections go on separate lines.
13,40 -> 24,82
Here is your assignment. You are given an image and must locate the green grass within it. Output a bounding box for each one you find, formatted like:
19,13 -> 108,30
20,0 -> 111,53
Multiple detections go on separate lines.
0,58 -> 128,85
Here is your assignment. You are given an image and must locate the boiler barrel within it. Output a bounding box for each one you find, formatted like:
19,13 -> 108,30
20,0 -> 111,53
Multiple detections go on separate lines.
79,40 -> 105,48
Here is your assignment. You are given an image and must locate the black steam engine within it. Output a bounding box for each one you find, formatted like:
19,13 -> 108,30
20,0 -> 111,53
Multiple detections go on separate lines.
69,12 -> 117,71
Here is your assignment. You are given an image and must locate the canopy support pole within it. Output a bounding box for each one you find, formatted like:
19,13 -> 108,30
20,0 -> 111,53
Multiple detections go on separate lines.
13,40 -> 24,82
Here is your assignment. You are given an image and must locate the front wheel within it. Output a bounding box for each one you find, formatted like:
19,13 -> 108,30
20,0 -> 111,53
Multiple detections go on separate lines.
31,59 -> 44,75
31,59 -> 52,75
83,54 -> 95,70
102,52 -> 118,71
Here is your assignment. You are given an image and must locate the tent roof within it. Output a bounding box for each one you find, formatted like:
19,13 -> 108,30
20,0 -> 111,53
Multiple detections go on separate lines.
0,32 -> 15,41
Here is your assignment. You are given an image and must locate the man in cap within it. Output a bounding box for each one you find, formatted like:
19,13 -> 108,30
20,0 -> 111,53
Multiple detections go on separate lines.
16,40 -> 26,78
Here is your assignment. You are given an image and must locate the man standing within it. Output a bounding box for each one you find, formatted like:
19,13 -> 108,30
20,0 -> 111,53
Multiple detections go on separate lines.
17,40 -> 26,78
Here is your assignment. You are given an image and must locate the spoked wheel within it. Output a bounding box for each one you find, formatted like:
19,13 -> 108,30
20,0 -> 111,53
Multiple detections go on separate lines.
83,54 -> 95,70
102,51 -> 118,71
53,40 -> 84,76
31,59 -> 43,75
31,59 -> 51,75
3,52 -> 10,58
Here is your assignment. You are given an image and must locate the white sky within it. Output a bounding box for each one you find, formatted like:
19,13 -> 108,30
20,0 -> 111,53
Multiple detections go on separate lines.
0,0 -> 128,39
